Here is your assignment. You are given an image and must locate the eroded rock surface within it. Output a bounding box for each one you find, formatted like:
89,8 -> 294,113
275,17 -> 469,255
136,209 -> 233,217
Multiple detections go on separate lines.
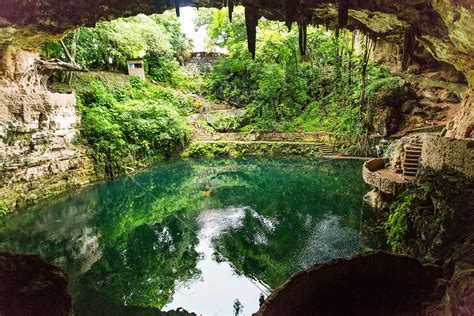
0,49 -> 94,210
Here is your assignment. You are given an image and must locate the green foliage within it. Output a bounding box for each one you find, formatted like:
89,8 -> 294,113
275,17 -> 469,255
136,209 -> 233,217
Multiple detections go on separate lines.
199,7 -> 397,136
77,75 -> 191,177
41,13 -> 193,88
366,76 -> 400,97
384,187 -> 418,252
383,171 -> 469,258
0,201 -> 9,217
182,141 -> 322,158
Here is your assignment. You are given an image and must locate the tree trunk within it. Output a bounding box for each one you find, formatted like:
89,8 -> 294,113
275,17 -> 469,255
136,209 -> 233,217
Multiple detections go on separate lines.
59,34 -> 79,86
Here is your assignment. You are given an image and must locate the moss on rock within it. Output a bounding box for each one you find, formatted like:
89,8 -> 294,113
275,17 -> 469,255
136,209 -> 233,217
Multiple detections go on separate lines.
182,141 -> 326,158
383,169 -> 473,264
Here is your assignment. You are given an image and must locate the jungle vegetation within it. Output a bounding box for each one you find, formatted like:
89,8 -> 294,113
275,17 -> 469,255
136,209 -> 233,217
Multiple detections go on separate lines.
41,13 -> 194,177
197,7 -> 398,136
40,6 -> 400,176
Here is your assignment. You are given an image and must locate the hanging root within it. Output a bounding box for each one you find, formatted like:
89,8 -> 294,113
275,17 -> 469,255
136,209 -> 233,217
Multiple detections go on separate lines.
402,24 -> 417,71
245,5 -> 259,59
175,0 -> 180,17
298,19 -> 308,57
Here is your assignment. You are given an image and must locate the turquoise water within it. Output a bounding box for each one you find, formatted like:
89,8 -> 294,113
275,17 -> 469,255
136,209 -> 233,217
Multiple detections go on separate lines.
0,157 -> 371,315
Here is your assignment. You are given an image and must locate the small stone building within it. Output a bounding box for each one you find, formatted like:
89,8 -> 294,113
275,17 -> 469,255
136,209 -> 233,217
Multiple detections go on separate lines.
127,59 -> 145,79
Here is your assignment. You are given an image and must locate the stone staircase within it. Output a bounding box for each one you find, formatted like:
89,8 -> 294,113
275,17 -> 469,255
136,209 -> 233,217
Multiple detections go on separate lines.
403,141 -> 423,178
316,143 -> 334,156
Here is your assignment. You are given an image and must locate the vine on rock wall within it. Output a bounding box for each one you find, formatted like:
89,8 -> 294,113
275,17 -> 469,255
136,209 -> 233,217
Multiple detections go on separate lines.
384,169 -> 472,264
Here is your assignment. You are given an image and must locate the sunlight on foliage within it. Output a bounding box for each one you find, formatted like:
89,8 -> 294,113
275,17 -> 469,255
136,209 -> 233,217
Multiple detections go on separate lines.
77,75 -> 191,177
198,7 -> 399,136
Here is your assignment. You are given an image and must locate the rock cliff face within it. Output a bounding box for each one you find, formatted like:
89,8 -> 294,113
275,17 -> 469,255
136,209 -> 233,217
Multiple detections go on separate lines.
0,48 -> 93,210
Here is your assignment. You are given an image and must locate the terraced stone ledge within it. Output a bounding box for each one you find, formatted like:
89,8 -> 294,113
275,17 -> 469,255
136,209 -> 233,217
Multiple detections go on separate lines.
182,140 -> 334,158
363,157 -> 410,195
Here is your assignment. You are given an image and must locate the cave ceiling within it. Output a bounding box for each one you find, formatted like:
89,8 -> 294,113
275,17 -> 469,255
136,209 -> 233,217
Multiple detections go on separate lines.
0,0 -> 472,80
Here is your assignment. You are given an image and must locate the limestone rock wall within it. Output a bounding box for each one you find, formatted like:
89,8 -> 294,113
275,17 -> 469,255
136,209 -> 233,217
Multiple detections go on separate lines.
421,133 -> 474,178
0,49 -> 94,210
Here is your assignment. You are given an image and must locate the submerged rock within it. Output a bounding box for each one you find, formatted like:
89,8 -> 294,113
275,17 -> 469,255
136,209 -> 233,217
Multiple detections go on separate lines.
0,252 -> 72,315
256,251 -> 442,316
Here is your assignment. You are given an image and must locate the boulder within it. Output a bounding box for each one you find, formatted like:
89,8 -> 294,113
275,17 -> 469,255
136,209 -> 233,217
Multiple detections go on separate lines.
0,252 -> 72,315
256,252 -> 442,316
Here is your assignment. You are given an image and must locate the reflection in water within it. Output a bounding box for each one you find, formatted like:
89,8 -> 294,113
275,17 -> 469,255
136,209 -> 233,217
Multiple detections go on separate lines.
0,157 -> 371,314
298,215 -> 359,268
166,207 -> 268,314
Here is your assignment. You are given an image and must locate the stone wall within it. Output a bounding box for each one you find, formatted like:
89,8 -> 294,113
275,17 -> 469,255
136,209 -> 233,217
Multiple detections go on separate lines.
362,158 -> 408,195
215,132 -> 335,143
0,48 -> 94,210
420,133 -> 474,178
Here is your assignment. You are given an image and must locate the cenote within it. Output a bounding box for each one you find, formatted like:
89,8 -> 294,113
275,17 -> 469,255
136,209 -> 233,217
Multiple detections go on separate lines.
0,157 -> 372,314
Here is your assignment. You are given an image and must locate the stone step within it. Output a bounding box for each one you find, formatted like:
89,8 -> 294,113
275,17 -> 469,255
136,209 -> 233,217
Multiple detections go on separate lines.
404,162 -> 419,167
406,146 -> 422,151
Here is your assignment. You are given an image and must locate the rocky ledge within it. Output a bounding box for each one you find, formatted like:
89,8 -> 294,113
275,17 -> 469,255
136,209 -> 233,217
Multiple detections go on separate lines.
256,251 -> 443,316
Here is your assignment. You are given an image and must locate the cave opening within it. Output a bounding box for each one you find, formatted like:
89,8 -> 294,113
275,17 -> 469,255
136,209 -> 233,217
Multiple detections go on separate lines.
0,1 -> 473,315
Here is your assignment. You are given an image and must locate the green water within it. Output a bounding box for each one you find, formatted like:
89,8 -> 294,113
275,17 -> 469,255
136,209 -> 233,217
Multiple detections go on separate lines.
0,157 -> 372,315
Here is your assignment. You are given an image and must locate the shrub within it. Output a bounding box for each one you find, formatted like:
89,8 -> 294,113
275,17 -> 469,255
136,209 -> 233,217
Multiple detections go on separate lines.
79,76 -> 191,177
0,201 -> 9,216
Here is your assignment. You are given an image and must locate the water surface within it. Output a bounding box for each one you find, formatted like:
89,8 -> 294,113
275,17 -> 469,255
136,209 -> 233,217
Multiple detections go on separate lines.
0,157 -> 371,315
